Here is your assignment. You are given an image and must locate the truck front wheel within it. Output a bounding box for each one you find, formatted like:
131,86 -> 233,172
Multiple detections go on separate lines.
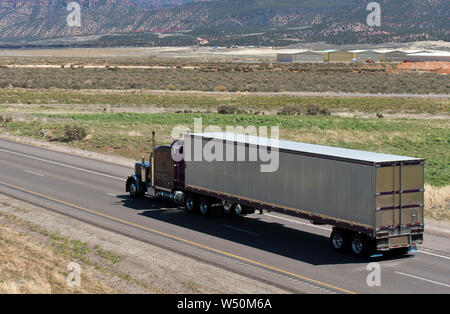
128,179 -> 144,198
330,229 -> 348,252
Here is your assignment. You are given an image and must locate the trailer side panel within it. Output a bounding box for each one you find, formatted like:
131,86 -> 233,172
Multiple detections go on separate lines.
185,137 -> 376,228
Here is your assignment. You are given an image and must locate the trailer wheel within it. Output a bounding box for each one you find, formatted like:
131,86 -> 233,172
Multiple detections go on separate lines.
199,198 -> 212,216
330,229 -> 348,252
185,195 -> 198,213
350,234 -> 368,257
233,204 -> 244,216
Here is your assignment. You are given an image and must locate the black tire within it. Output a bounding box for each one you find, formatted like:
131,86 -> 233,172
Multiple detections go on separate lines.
233,204 -> 244,216
350,233 -> 368,257
128,179 -> 144,199
330,229 -> 348,252
232,204 -> 254,216
199,197 -> 212,216
185,194 -> 198,213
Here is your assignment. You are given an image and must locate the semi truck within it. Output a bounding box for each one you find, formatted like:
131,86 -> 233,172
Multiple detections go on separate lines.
126,132 -> 424,257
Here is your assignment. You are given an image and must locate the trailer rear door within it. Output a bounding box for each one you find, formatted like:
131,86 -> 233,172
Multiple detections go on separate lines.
375,162 -> 424,231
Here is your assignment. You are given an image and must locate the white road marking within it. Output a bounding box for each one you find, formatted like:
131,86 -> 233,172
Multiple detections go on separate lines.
24,170 -> 44,177
265,213 -> 332,231
107,193 -> 118,197
223,224 -> 261,236
417,250 -> 450,260
266,214 -> 450,261
395,271 -> 450,288
0,148 -> 125,181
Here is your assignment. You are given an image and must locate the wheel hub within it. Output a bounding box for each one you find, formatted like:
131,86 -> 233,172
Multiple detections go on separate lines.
332,234 -> 344,249
352,238 -> 363,254
200,202 -> 209,215
234,204 -> 243,216
130,183 -> 137,195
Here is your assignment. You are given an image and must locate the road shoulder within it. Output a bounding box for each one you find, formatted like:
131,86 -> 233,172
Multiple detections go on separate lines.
424,218 -> 450,238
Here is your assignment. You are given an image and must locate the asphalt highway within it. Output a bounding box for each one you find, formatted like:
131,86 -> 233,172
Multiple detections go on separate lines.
0,139 -> 449,294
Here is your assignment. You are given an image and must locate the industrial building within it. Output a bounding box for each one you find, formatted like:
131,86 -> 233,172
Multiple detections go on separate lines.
291,51 -> 325,63
276,50 -> 307,63
350,50 -> 384,63
277,53 -> 296,63
377,50 -> 407,62
276,48 -> 447,64
406,52 -> 450,62
320,50 -> 354,63
276,50 -> 325,63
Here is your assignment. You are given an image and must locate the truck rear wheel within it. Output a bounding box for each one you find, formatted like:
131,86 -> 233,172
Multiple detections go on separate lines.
199,198 -> 212,216
233,204 -> 244,216
330,229 -> 348,252
232,204 -> 255,216
350,234 -> 368,257
185,195 -> 198,213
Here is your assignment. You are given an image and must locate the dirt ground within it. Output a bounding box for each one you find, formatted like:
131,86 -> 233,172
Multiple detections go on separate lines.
396,61 -> 450,74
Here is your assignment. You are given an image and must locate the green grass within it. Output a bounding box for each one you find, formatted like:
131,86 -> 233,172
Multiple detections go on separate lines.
1,112 -> 448,186
50,233 -> 91,264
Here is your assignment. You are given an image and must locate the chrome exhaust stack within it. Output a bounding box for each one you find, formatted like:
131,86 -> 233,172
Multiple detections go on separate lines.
151,131 -> 156,188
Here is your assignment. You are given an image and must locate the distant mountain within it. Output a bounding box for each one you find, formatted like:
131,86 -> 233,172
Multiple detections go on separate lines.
0,0 -> 448,46
131,1 -> 216,9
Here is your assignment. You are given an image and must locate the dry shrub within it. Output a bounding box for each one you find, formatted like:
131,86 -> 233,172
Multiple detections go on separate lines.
214,85 -> 228,92
306,103 -> 330,116
277,105 -> 304,116
424,184 -> 450,221
167,84 -> 177,91
61,125 -> 87,142
217,105 -> 238,114
277,104 -> 330,116
0,115 -> 12,123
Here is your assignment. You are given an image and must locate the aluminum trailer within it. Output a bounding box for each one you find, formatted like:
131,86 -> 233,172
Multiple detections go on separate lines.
126,132 -> 424,257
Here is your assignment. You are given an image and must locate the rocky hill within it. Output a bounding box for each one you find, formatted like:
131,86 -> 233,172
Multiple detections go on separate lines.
0,0 -> 447,45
